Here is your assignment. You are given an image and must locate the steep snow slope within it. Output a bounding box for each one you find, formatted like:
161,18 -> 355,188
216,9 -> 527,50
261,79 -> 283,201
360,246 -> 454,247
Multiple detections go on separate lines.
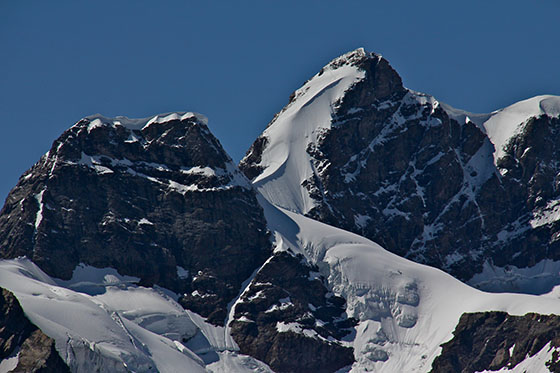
257,196 -> 560,372
0,259 -> 273,373
249,48 -> 367,214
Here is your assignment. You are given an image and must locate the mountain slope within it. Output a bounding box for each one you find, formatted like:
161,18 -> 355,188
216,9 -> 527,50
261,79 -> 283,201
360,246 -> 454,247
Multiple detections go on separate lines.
241,48 -> 560,291
2,198 -> 559,372
443,95 -> 560,163
0,112 -> 353,372
0,258 -> 275,373
244,197 -> 560,372
431,311 -> 560,372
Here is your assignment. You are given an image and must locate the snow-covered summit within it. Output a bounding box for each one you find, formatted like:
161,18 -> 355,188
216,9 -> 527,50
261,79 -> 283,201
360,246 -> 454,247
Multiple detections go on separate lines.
46,110 -> 244,185
443,95 -> 560,163
2,49 -> 560,373
84,111 -> 208,132
321,47 -> 374,70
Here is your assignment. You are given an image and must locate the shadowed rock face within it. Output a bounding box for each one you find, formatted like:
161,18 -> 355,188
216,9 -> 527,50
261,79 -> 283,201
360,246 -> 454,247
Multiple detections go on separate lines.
431,311 -> 560,373
241,50 -> 560,285
0,288 -> 70,373
229,251 -> 355,373
490,116 -> 560,269
0,114 -> 271,325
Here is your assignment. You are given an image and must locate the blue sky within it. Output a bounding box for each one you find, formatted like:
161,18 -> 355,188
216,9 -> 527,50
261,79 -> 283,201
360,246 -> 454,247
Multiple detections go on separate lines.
1,1 -> 559,202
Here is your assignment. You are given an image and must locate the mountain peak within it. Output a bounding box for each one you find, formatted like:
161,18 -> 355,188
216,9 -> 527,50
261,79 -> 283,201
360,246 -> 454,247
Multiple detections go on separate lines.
0,110 -> 267,305
241,49 -> 560,292
50,110 -> 231,174
323,47 -> 377,70
240,48 -> 406,213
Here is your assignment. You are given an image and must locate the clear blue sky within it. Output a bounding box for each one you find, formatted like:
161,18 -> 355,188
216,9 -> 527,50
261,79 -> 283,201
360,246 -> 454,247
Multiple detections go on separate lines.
1,1 -> 559,203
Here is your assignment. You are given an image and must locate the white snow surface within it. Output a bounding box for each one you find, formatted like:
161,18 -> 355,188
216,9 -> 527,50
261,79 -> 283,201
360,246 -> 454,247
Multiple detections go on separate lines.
256,195 -> 560,372
443,95 -> 560,164
34,189 -> 46,230
0,352 -> 18,373
86,112 -> 208,131
0,259 -> 271,373
251,48 -> 368,214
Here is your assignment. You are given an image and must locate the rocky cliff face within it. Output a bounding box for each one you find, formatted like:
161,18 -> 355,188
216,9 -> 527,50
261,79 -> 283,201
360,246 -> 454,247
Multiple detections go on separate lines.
431,311 -> 560,373
0,288 -> 70,373
229,251 -> 355,372
240,49 -> 560,287
0,113 -> 271,325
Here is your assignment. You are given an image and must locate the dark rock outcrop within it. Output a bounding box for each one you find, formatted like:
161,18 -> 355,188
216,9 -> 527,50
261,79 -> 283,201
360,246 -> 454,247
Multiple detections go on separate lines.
229,251 -> 355,373
241,49 -> 560,286
0,113 -> 271,325
431,311 -> 560,373
0,288 -> 70,372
